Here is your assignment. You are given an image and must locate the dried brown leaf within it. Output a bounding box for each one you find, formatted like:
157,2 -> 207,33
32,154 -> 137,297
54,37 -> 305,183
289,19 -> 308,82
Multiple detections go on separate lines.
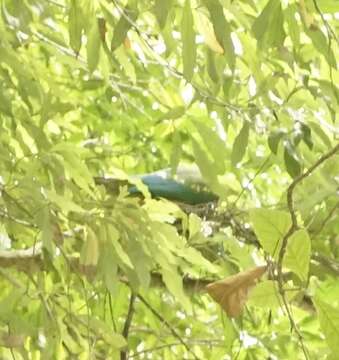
206,265 -> 267,317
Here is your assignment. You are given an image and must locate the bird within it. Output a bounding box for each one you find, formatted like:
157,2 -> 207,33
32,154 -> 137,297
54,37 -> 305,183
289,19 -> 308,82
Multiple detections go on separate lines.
96,164 -> 218,206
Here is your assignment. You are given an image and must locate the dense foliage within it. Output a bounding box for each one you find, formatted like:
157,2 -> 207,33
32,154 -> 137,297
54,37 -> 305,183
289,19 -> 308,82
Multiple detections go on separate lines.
0,0 -> 338,359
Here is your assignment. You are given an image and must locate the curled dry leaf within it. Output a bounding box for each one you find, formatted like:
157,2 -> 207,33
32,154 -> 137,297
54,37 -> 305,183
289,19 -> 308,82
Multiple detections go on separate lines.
206,265 -> 267,317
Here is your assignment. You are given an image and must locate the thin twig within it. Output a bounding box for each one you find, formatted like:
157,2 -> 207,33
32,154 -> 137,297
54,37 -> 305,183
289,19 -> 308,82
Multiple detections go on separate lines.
311,201 -> 339,237
121,292 -> 136,360
137,294 -> 201,360
129,339 -> 223,358
233,155 -> 271,206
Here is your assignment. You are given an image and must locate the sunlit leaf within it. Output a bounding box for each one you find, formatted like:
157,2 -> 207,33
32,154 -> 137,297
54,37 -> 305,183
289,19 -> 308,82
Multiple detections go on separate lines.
154,0 -> 172,29
45,190 -> 85,213
252,0 -> 286,49
268,130 -> 285,154
231,121 -> 249,166
195,11 -> 224,54
314,297 -> 339,354
161,266 -> 191,311
111,0 -> 138,51
305,27 -> 336,68
284,140 -> 302,178
106,224 -> 134,270
181,0 -> 196,81
68,0 -> 83,53
203,0 -> 235,69
250,209 -> 291,258
194,120 -> 226,174
80,226 -> 100,278
284,229 -> 311,282
87,19 -> 101,72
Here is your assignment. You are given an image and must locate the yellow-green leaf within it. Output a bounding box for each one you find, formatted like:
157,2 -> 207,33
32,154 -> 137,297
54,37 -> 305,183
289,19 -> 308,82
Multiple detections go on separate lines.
87,19 -> 101,72
68,0 -> 83,53
160,266 -> 191,311
231,121 -> 249,166
284,229 -> 311,282
250,209 -> 291,258
154,0 -> 172,29
284,140 -> 302,178
107,224 -> 134,269
181,0 -> 196,81
194,120 -> 226,174
111,1 -> 138,52
314,298 -> 339,354
80,226 -> 100,267
203,0 -> 235,69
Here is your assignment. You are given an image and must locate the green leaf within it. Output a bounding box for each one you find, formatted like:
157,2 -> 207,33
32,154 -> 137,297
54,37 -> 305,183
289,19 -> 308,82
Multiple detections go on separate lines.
300,123 -> 313,150
248,280 -> 280,309
181,0 -> 196,81
158,106 -> 186,121
192,138 -> 229,199
188,213 -> 201,239
250,209 -> 291,258
106,224 -> 134,269
222,315 -> 236,354
248,280 -> 299,309
98,239 -> 119,294
308,121 -> 332,149
283,229 -> 311,282
160,267 -> 191,311
154,0 -> 172,29
111,1 -> 138,51
284,140 -> 302,178
231,121 -> 250,166
105,333 -> 127,349
318,1 -> 339,13
45,190 -> 85,213
268,129 -> 285,154
206,48 -> 220,83
52,144 -> 94,195
315,279 -> 339,304
80,226 -> 100,269
285,4 -> 300,48
68,0 -> 83,53
252,0 -> 286,49
203,0 -> 235,69
192,138 -> 217,181
194,121 -> 226,174
86,19 -> 101,72
180,246 -> 218,274
305,27 -> 336,68
36,207 -> 55,255
314,298 -> 339,354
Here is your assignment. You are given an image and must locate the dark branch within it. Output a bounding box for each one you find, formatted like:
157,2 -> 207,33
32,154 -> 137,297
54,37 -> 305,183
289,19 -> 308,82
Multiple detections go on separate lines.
120,292 -> 136,360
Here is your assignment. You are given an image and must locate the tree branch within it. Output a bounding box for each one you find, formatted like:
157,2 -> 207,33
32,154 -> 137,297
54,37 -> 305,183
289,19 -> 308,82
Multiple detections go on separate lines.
120,292 -> 136,360
0,243 -> 43,272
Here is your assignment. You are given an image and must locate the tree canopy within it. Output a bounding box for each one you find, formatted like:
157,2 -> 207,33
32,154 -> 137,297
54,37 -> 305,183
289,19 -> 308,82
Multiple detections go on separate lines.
0,0 -> 338,359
